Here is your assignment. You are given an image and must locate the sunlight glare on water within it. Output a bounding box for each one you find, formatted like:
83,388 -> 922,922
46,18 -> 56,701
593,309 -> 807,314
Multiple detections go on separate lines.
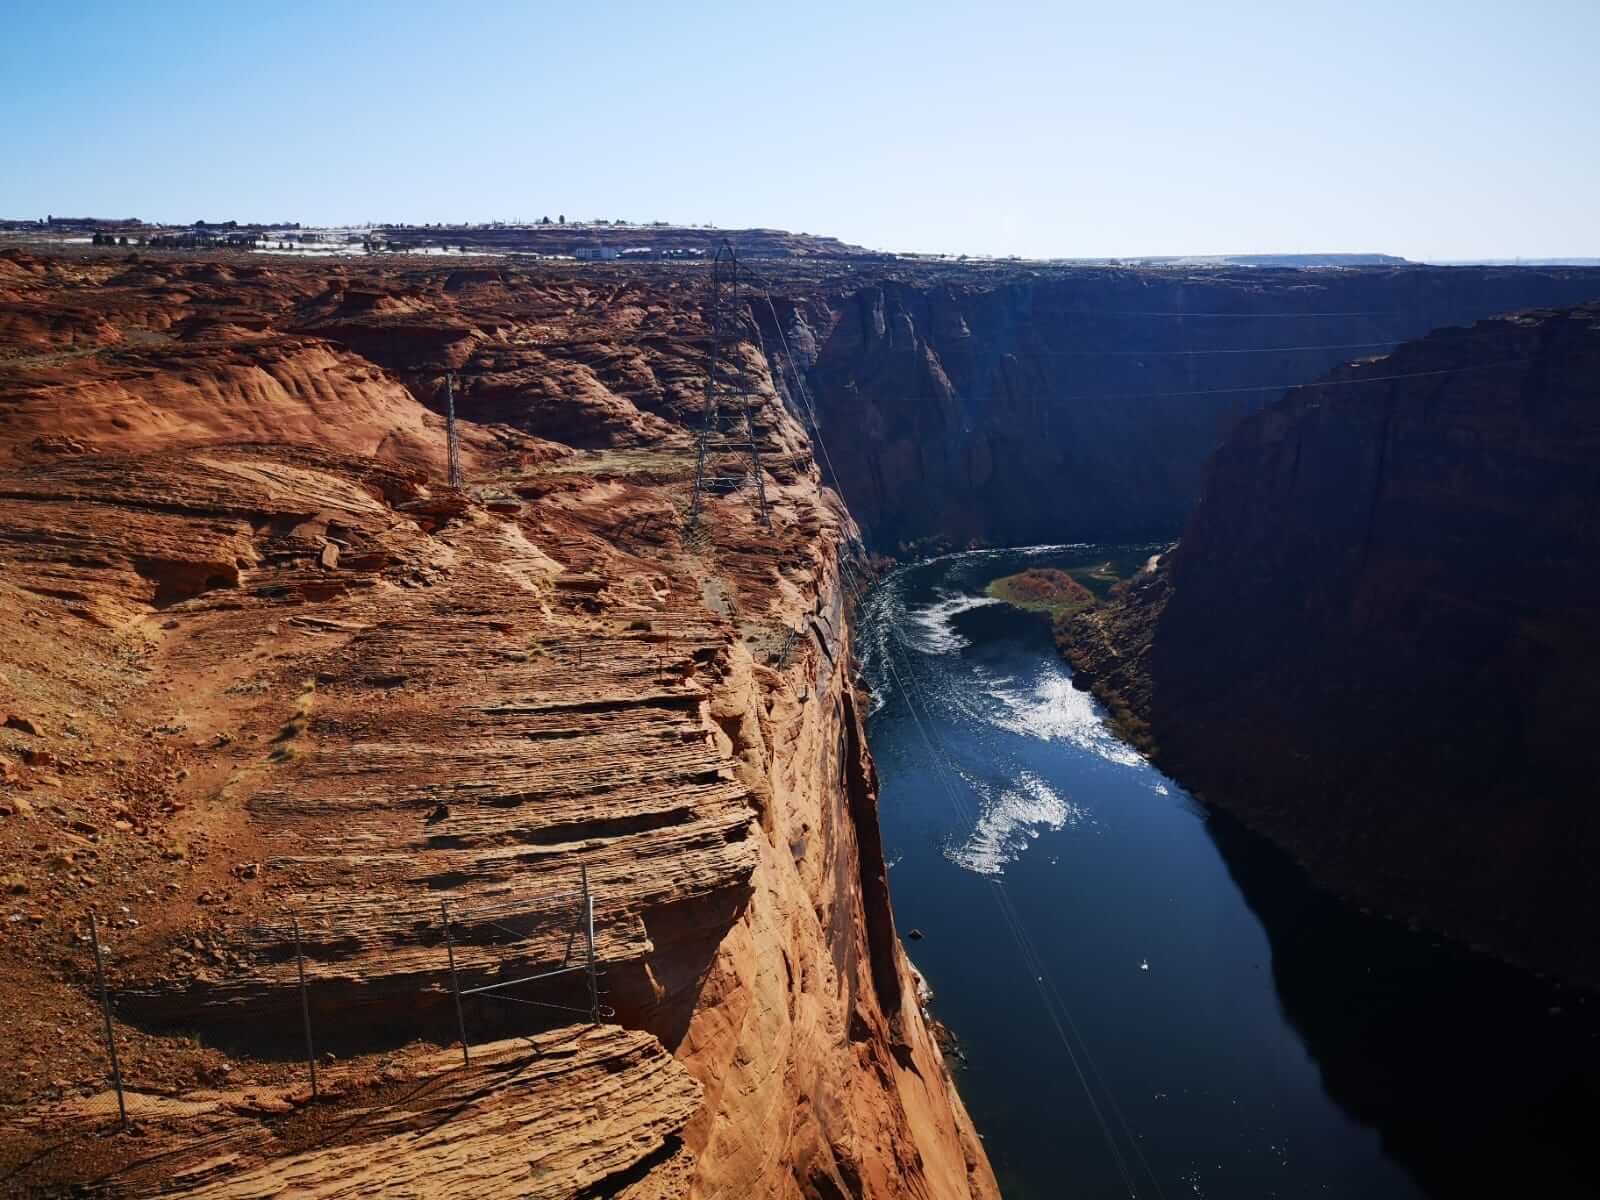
946,767 -> 1088,876
861,545 -> 1600,1200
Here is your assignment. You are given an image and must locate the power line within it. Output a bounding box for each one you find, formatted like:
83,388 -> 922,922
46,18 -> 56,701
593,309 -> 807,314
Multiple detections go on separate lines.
963,339 -> 1405,357
867,359 -> 1528,406
1065,358 -> 1529,401
688,241 -> 771,530
1024,309 -> 1409,319
851,561 -> 1156,1199
993,874 -> 1167,1198
737,266 -> 1498,405
746,283 -> 1518,1195
752,295 -> 1159,1196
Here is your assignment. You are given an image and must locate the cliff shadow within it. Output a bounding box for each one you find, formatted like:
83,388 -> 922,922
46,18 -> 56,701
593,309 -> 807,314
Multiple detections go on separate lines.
1203,809 -> 1600,1198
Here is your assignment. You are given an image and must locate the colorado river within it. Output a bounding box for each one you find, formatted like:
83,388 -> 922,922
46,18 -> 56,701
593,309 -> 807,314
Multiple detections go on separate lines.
859,546 -> 1599,1199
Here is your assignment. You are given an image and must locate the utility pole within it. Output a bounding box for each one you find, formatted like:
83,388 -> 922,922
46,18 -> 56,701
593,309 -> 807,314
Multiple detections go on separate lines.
440,900 -> 470,1067
89,913 -> 127,1128
445,371 -> 464,489
582,864 -> 601,1025
687,240 -> 771,531
291,917 -> 320,1097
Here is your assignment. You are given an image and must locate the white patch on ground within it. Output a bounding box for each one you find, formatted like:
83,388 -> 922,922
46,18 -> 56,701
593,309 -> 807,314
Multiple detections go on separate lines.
947,769 -> 1086,875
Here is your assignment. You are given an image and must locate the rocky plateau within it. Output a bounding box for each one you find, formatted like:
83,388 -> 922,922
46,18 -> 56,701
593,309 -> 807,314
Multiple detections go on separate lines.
0,247 -> 994,1199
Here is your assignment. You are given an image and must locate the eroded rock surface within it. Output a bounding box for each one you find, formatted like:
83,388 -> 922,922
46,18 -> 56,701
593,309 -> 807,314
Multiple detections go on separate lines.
0,249 -> 996,1199
793,268 -> 1600,549
10,1031 -> 699,1199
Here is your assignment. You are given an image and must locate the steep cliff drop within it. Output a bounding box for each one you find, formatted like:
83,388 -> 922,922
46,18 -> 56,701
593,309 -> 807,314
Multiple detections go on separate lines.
787,268 -> 1600,548
1060,304 -> 1600,986
0,250 -> 997,1199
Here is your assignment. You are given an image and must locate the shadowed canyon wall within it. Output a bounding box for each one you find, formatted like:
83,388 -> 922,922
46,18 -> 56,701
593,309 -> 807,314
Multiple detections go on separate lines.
788,267 -> 1600,549
1061,304 -> 1600,985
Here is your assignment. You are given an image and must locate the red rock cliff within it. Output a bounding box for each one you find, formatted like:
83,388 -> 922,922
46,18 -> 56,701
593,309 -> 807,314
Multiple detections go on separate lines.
1061,304 -> 1600,984
0,250 -> 997,1198
787,267 -> 1600,549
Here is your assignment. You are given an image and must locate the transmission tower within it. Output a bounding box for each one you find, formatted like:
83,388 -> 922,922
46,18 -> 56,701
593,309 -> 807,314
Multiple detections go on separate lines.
445,371 -> 464,489
687,241 -> 771,531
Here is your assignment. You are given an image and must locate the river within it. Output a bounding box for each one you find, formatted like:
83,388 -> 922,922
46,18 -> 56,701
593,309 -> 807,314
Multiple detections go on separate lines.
858,546 -> 1599,1199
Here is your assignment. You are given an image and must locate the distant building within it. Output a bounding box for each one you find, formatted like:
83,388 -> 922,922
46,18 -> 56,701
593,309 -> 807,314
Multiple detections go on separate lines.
574,245 -> 619,261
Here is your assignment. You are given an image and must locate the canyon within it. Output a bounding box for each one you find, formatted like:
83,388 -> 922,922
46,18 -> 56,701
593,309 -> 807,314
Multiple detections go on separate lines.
790,266 -> 1600,548
1060,303 -> 1600,986
0,248 -> 992,1198
3,240 -> 1599,1197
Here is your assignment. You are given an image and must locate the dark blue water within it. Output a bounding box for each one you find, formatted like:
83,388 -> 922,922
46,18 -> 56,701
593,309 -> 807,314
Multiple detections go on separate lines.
860,546 -> 1600,1200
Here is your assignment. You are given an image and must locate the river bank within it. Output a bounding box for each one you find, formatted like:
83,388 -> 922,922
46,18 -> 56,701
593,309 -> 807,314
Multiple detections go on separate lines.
861,545 -> 1600,1199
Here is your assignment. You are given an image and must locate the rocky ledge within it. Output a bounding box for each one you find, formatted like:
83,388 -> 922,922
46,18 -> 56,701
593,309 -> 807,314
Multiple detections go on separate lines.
0,249 -> 997,1198
9,1030 -> 700,1199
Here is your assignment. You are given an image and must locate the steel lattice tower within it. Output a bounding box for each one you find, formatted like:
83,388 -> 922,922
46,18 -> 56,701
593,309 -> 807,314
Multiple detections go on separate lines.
445,371 -> 464,489
687,242 -> 771,530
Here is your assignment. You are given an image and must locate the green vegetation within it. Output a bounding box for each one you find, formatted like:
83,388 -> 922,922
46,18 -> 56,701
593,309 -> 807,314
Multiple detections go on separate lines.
1060,557 -> 1150,599
1072,560 -> 1122,593
985,568 -> 1097,620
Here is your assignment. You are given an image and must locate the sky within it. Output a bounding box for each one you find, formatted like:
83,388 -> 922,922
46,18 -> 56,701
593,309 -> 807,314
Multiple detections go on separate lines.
2,0 -> 1597,261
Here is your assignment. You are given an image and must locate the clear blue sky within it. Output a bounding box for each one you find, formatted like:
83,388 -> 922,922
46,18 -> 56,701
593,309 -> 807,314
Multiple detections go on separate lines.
3,0 -> 1596,260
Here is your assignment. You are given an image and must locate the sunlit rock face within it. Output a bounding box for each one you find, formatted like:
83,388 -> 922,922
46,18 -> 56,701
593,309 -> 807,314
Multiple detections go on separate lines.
0,249 -> 997,1200
793,267 -> 1600,549
1060,304 -> 1600,985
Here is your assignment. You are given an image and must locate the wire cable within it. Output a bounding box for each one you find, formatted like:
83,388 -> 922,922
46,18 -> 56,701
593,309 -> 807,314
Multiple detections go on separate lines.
757,343 -> 1156,1194
741,279 -> 1520,1196
850,358 -> 1527,406
1080,309 -> 1409,318
1053,358 -> 1527,402
885,340 -> 1407,358
868,594 -> 1147,1198
851,558 -> 1165,1199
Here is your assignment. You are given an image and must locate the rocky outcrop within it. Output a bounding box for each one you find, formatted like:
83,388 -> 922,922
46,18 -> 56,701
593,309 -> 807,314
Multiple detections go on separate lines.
8,1031 -> 701,1199
793,268 -> 1600,549
1060,305 -> 1600,984
0,250 -> 996,1198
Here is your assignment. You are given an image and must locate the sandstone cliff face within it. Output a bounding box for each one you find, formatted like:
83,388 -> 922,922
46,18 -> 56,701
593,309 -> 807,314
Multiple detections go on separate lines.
0,250 -> 996,1198
1061,305 -> 1600,984
790,268 -> 1600,549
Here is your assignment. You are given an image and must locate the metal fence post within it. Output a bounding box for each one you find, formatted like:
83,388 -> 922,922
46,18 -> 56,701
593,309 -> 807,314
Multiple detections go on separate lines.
582,864 -> 600,1025
88,912 -> 127,1128
562,895 -> 580,967
440,900 -> 470,1066
291,916 -> 318,1097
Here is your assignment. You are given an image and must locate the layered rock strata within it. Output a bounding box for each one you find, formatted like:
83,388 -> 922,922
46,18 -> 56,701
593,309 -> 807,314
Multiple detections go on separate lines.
1060,305 -> 1600,984
784,267 -> 1600,548
0,249 -> 996,1198
11,1031 -> 700,1199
